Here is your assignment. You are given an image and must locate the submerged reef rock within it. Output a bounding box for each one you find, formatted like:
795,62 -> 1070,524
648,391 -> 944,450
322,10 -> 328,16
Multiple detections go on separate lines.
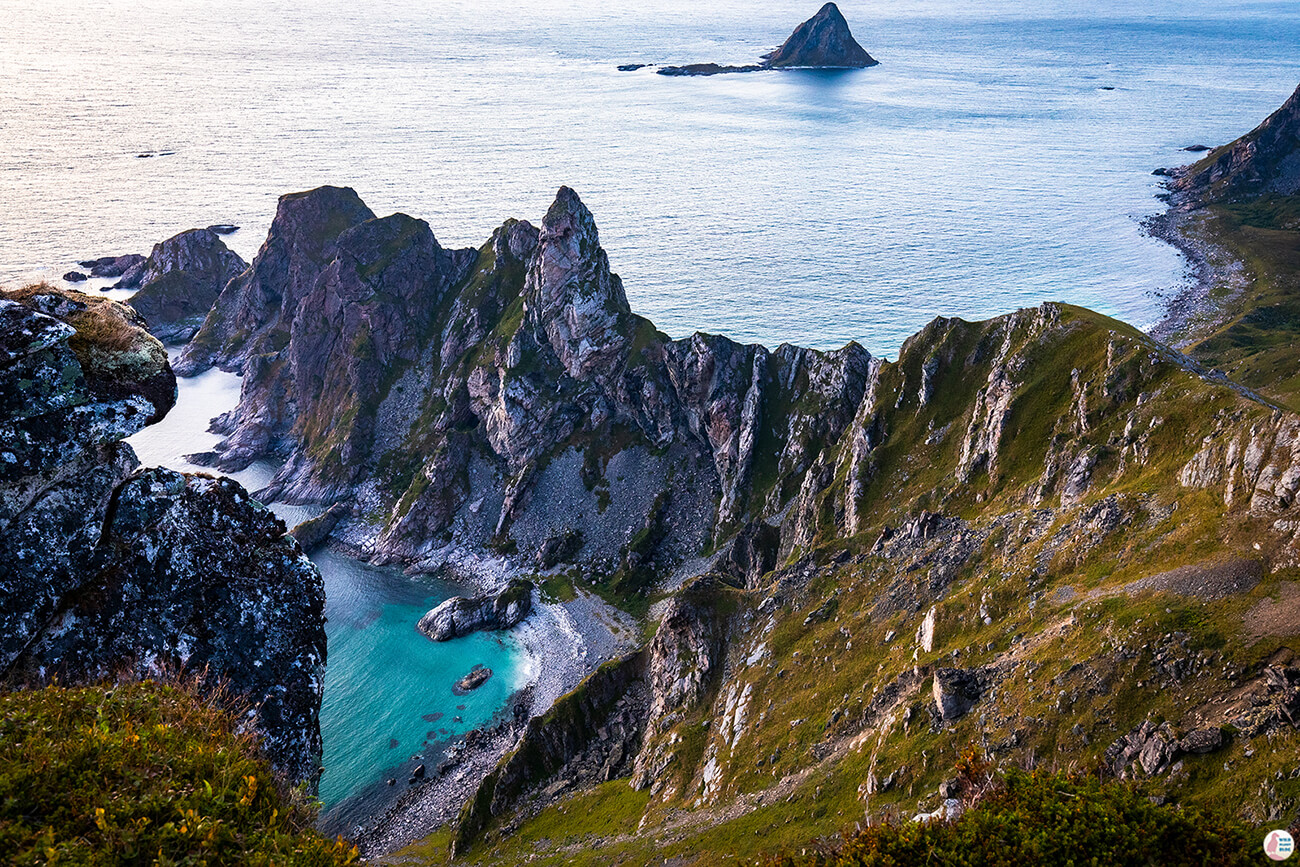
0,284 -> 325,787
122,227 -> 248,344
417,579 -> 534,642
656,2 -> 877,76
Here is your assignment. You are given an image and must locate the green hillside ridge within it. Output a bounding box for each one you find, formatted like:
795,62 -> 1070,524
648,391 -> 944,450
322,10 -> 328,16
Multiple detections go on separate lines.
379,84 -> 1300,866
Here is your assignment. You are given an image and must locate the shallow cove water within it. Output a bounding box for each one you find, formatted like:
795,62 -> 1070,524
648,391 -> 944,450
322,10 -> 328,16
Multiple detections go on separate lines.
124,359 -> 532,828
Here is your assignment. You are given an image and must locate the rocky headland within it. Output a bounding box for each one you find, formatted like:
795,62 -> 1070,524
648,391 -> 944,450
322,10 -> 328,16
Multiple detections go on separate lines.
628,3 -> 877,77
0,283 -> 326,787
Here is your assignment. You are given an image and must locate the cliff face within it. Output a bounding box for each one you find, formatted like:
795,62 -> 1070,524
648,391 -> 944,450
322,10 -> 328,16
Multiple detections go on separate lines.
118,228 -> 248,344
442,298 -> 1300,857
1172,81 -> 1300,203
183,186 -> 871,584
0,285 -> 326,786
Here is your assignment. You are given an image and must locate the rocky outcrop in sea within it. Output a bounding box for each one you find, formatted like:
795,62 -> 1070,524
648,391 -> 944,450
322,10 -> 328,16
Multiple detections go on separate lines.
0,284 -> 326,787
417,579 -> 534,641
649,2 -> 877,76
120,227 -> 248,344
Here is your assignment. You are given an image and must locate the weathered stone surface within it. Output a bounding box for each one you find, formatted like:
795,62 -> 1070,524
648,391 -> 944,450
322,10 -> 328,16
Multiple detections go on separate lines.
454,665 -> 493,694
1179,727 -> 1224,754
123,228 -> 248,344
932,667 -> 985,722
762,2 -> 878,69
0,285 -> 326,788
417,579 -> 533,642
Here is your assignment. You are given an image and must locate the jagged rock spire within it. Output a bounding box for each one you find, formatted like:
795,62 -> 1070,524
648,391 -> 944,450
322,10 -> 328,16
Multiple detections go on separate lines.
524,186 -> 632,379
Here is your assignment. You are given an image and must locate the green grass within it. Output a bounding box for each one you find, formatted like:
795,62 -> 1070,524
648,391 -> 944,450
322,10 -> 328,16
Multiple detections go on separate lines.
0,680 -> 357,866
760,763 -> 1255,867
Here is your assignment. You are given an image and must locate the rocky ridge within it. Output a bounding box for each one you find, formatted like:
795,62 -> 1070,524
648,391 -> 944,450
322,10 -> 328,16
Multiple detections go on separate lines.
0,284 -> 326,787
177,185 -> 871,592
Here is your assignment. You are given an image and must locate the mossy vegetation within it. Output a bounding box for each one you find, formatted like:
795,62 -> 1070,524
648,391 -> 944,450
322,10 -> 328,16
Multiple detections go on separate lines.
0,680 -> 357,866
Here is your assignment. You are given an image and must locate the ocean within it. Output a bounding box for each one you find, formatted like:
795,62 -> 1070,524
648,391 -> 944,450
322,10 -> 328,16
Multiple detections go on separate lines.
9,0 -> 1300,828
3,0 -> 1299,355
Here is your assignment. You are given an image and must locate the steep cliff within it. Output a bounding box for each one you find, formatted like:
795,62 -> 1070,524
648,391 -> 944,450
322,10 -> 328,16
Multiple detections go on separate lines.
435,299 -> 1300,861
0,284 -> 326,786
1172,81 -> 1300,203
185,186 -> 871,592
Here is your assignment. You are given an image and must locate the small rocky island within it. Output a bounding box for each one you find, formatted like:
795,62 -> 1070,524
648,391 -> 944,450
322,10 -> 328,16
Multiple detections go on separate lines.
638,3 -> 878,77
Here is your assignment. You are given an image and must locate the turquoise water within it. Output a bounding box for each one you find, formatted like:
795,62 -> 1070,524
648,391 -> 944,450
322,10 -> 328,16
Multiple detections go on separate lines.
125,361 -> 531,824
315,548 -> 527,823
3,2 -> 1299,354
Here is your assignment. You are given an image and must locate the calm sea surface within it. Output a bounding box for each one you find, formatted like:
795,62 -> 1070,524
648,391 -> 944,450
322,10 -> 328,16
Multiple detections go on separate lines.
3,1 -> 1299,354
12,0 -> 1300,826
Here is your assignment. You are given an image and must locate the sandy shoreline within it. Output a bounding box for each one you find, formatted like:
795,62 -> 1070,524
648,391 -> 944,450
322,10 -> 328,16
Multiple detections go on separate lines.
349,582 -> 640,858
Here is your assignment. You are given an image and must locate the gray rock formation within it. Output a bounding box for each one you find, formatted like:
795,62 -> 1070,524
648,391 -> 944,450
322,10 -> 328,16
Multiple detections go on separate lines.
0,284 -> 326,787
417,579 -> 533,641
122,228 -> 248,343
763,2 -> 878,69
175,185 -> 379,377
181,185 -> 871,588
79,253 -> 145,279
656,2 -> 876,76
932,667 -> 985,722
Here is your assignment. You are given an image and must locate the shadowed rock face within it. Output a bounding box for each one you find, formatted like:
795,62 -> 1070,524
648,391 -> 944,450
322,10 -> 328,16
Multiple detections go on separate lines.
121,228 -> 248,344
763,2 -> 878,68
175,185 -> 377,377
1172,81 -> 1300,202
0,285 -> 326,788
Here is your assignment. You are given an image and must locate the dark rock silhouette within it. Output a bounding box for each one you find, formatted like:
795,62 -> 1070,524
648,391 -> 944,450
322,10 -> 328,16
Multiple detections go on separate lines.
653,3 -> 876,76
763,2 -> 878,68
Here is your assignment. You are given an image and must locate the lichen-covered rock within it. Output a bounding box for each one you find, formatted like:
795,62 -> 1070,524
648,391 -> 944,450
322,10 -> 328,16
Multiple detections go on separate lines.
416,579 -> 534,641
123,228 -> 248,344
0,285 -> 326,787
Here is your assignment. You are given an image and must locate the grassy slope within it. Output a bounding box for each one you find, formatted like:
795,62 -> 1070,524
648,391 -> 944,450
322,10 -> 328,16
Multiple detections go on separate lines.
382,298 -> 1300,866
0,680 -> 357,866
1179,197 -> 1300,409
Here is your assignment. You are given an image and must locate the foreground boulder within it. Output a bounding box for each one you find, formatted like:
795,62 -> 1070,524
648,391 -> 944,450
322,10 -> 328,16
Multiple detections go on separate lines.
417,579 -> 534,641
120,228 -> 248,343
0,284 -> 326,787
